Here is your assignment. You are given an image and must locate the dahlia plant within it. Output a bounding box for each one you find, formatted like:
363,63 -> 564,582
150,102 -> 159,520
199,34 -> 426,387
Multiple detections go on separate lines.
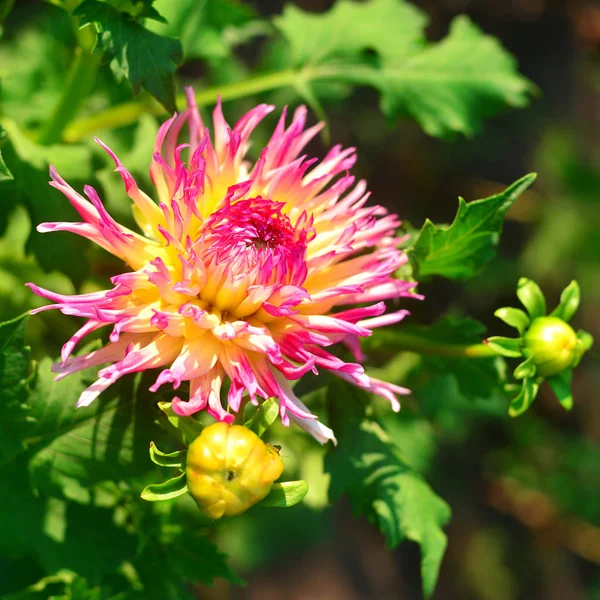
1,0 -> 596,598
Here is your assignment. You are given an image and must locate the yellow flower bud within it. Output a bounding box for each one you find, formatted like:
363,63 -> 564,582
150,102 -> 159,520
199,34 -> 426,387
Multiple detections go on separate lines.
522,316 -> 579,377
186,422 -> 284,519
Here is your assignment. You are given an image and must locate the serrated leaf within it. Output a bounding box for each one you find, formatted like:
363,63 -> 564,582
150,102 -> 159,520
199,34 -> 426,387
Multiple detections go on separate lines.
547,369 -> 573,411
409,174 -> 536,280
508,378 -> 539,417
516,277 -> 546,320
485,336 -> 523,358
259,480 -> 309,508
244,397 -> 279,438
141,472 -> 187,501
325,381 -> 450,597
74,0 -> 183,112
495,307 -> 530,335
550,280 -> 580,322
275,0 -> 533,138
0,314 -> 33,463
149,442 -> 186,468
276,0 -> 426,67
368,16 -> 534,137
134,508 -> 242,595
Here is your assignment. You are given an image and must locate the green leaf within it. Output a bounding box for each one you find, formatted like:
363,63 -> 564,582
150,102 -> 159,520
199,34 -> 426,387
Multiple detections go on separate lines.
485,336 -> 523,358
275,0 -> 533,138
409,174 -> 536,280
276,0 -> 426,67
547,369 -> 573,411
516,277 -> 546,320
244,397 -> 279,438
0,120 -> 92,287
134,507 -> 242,596
0,314 -> 33,463
149,0 -> 266,64
149,442 -> 186,468
141,472 -> 187,501
0,127 -> 14,183
74,0 -> 183,112
325,381 -> 450,597
494,307 -> 530,335
508,378 -> 539,417
26,368 -> 164,503
367,16 -> 534,137
550,280 -> 580,322
259,480 -> 309,508
0,0 -> 15,23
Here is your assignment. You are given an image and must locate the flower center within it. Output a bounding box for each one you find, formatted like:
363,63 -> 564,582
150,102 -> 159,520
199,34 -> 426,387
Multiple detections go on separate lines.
199,197 -> 310,286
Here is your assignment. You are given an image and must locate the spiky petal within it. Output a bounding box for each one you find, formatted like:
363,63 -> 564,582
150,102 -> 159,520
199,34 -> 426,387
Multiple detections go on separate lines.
28,88 -> 421,444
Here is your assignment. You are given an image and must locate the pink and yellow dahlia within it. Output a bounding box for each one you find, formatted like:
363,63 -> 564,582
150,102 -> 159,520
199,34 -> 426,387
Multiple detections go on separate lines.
27,89 -> 419,444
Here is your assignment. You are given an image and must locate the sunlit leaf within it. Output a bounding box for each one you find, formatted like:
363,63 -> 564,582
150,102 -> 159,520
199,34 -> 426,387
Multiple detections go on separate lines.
74,0 -> 183,112
275,0 -> 533,137
0,121 -> 92,286
409,174 -> 536,280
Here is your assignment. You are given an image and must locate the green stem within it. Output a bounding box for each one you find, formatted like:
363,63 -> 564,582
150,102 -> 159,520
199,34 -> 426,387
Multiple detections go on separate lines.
63,66 -> 334,142
364,331 -> 497,359
38,49 -> 101,145
37,8 -> 101,145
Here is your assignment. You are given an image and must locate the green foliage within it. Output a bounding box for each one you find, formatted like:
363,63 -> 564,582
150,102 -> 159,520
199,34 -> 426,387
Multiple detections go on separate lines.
409,174 -> 536,280
0,126 -> 13,183
74,0 -> 183,112
0,317 -> 238,596
275,0 -> 533,137
325,380 -> 450,597
149,0 -> 265,65
0,121 -> 92,286
0,314 -> 32,463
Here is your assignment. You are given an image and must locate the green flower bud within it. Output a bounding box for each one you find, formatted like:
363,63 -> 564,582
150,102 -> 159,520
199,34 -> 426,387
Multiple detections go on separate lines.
522,316 -> 579,377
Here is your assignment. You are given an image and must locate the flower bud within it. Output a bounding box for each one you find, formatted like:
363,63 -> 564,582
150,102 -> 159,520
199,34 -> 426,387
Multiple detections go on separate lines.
522,316 -> 579,377
186,422 -> 284,519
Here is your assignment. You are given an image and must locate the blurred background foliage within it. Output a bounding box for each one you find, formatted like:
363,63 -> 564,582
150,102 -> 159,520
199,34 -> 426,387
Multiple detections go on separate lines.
0,0 -> 599,599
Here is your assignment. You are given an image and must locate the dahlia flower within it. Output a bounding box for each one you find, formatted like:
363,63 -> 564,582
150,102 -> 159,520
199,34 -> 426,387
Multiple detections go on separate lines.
27,88 -> 419,444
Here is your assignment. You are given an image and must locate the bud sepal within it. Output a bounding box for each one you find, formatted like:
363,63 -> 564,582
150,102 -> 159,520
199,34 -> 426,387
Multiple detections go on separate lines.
486,279 -> 593,415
